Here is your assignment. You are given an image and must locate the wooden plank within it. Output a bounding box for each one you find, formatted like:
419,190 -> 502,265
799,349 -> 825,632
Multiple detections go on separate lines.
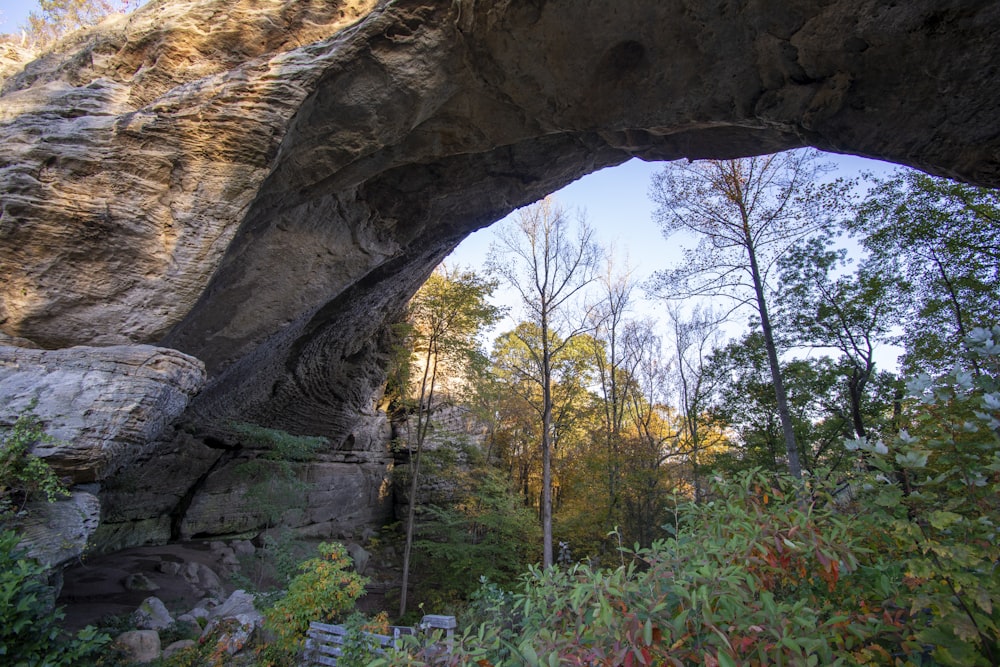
421,614 -> 458,630
310,622 -> 348,634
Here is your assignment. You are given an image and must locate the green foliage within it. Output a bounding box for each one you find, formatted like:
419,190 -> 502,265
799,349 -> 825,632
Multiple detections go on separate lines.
704,332 -> 878,477
379,470 -> 887,666
228,421 -> 326,463
411,463 -> 541,609
0,529 -> 110,666
226,422 -> 326,589
261,541 -> 367,663
1,406 -> 68,522
847,325 -> 1000,665
379,328 -> 997,666
850,169 -> 1000,375
338,613 -> 390,667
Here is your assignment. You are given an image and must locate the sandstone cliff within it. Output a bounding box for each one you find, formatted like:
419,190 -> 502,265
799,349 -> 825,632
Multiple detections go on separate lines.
1,0 -> 998,552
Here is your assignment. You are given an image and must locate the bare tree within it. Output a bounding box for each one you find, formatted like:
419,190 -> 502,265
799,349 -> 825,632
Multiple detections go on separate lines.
588,251 -> 639,531
664,302 -> 725,500
648,151 -> 846,479
488,197 -> 600,567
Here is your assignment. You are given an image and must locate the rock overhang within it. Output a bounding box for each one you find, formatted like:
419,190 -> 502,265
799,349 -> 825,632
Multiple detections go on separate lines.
1,0 -> 998,445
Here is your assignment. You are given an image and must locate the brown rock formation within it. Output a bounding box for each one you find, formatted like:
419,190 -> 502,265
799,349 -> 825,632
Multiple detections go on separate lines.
1,0 -> 999,543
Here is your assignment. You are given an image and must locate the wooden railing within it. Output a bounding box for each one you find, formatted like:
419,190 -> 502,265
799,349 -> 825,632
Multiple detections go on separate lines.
302,614 -> 457,666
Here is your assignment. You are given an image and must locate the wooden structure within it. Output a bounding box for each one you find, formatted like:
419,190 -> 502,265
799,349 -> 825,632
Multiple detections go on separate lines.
302,614 -> 456,666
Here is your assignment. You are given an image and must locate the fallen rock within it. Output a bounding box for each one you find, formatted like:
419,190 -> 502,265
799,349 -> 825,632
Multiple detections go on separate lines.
201,591 -> 263,656
123,573 -> 160,592
347,542 -> 371,575
181,561 -> 225,599
115,629 -> 161,664
17,487 -> 100,569
163,639 -> 197,660
209,589 -> 262,625
133,596 -> 174,631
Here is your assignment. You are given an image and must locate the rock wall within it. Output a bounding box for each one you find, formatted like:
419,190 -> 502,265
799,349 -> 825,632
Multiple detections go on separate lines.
0,344 -> 205,565
2,0 -> 999,554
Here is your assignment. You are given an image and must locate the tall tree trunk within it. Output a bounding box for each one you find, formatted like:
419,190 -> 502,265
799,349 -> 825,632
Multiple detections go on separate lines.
540,318 -> 554,568
399,343 -> 437,618
746,239 -> 803,479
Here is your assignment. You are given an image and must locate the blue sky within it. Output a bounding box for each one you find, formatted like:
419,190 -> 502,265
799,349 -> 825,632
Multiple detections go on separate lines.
447,154 -> 902,370
0,0 -> 36,33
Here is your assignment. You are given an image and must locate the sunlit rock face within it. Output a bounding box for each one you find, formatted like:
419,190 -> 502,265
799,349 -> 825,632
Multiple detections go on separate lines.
1,0 -> 999,544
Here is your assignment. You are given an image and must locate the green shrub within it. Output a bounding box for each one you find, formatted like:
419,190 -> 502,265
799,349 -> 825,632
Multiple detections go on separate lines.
0,529 -> 109,666
847,325 -> 1000,666
260,542 -> 367,664
377,470 -> 885,666
1,406 -> 67,522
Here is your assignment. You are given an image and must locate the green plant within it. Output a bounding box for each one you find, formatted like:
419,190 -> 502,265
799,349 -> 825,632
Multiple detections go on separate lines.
1,405 -> 68,522
848,325 -> 1000,666
378,470 -> 889,666
261,541 -> 367,664
409,461 -> 540,612
337,612 -> 388,667
0,529 -> 109,666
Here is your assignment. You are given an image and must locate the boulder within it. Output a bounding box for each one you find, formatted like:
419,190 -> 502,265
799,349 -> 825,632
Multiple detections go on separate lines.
180,561 -> 225,600
0,345 -> 205,483
209,589 -> 261,624
17,487 -> 100,569
133,596 -> 174,631
163,639 -> 197,660
123,572 -> 160,592
346,542 -> 371,575
114,629 -> 161,663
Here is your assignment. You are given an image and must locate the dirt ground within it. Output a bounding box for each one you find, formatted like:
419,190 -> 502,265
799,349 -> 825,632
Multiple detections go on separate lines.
57,541 -> 233,631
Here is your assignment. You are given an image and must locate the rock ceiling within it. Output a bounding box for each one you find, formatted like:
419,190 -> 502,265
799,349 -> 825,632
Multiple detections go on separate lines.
2,0 -> 998,444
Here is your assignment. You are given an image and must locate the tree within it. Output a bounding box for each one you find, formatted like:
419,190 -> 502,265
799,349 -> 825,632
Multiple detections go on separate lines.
664,303 -> 726,501
849,169 -> 1000,376
395,265 -> 502,618
21,0 -> 140,48
648,150 -> 847,479
587,252 -> 641,531
487,197 -> 600,567
777,233 -> 903,440
489,324 -> 598,523
704,332 -> 872,478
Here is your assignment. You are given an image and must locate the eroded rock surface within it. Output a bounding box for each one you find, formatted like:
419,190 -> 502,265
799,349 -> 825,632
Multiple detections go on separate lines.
2,0 -> 1000,548
0,344 -> 205,482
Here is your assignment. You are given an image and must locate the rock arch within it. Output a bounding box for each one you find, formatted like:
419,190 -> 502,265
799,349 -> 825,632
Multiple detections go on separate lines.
2,0 -> 999,451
